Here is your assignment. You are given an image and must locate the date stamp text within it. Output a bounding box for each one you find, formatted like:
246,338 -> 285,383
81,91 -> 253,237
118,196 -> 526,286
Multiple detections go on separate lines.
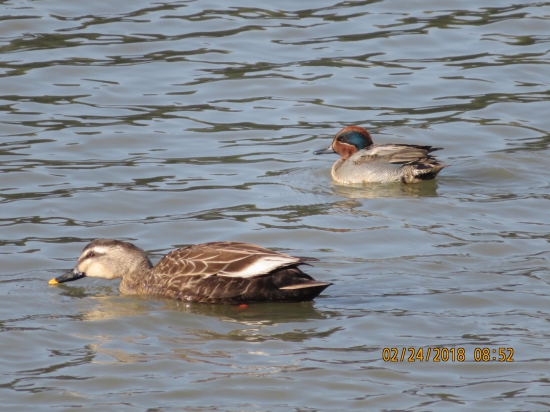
382,347 -> 514,362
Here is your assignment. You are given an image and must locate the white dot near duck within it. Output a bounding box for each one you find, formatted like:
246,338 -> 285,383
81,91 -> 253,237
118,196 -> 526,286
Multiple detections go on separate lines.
49,239 -> 332,304
314,126 -> 448,184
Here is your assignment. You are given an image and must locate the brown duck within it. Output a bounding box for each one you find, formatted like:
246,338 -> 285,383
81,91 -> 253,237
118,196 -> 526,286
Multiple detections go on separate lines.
49,239 -> 331,304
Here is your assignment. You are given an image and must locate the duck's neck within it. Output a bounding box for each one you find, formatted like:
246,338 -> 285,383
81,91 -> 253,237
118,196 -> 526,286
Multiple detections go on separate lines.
119,256 -> 153,295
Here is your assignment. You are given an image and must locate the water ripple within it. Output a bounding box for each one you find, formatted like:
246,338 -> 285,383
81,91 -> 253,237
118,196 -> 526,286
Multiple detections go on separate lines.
1,0 -> 550,410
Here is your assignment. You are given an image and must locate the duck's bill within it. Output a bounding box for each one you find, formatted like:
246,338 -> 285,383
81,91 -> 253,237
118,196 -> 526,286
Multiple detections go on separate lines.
49,267 -> 86,285
313,146 -> 335,155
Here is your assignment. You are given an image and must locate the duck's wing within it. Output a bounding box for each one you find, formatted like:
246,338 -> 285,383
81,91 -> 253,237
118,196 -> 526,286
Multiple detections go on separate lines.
355,144 -> 442,165
152,242 -> 317,279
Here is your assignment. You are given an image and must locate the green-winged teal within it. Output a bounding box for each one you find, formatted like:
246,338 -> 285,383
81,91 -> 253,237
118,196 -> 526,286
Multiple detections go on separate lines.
314,126 -> 447,184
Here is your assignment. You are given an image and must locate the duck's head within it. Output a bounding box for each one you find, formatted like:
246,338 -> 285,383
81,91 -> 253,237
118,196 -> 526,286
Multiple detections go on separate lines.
314,126 -> 374,160
49,239 -> 152,285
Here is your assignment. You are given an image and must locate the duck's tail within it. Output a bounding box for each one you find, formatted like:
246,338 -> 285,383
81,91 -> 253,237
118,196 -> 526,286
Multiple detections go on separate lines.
414,162 -> 449,181
279,280 -> 332,300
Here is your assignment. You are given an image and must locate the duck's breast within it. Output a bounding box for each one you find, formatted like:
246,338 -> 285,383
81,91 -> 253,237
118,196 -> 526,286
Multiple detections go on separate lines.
332,152 -> 405,183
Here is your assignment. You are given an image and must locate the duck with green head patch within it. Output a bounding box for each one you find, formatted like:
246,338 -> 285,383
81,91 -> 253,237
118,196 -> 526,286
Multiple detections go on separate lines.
314,126 -> 447,184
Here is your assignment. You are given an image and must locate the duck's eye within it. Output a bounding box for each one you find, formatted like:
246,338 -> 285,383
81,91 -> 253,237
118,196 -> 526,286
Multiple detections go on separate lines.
86,251 -> 95,259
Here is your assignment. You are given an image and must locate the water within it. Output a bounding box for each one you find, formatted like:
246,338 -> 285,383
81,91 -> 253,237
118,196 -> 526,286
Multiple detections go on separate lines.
1,0 -> 550,410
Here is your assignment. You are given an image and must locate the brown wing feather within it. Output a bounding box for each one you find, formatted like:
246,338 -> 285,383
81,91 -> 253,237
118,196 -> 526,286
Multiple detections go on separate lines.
151,242 -> 310,279
354,144 -> 442,165
387,145 -> 441,165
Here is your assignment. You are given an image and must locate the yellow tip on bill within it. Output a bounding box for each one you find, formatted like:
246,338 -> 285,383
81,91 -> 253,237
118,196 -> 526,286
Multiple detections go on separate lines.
48,278 -> 59,285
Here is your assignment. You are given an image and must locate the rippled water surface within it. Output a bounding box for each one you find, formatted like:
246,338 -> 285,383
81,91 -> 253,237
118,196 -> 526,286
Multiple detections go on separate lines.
2,0 -> 550,410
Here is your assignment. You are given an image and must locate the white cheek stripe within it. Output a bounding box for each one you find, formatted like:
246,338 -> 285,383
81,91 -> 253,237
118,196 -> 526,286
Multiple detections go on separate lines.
89,246 -> 109,255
